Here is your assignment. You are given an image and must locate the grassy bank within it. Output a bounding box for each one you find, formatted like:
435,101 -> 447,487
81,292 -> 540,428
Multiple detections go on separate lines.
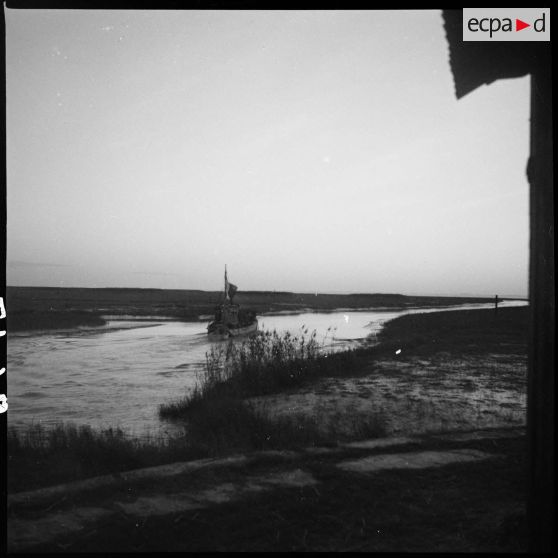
7,406 -> 384,493
7,423 -> 193,492
157,328 -> 386,448
160,329 -> 370,417
376,305 -> 528,356
6,285 -> 502,330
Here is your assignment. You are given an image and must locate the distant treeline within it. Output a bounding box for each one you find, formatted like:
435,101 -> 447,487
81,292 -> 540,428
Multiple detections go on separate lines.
6,286 -> 506,331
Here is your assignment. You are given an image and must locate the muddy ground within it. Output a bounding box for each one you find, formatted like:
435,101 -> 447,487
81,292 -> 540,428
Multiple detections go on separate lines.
248,350 -> 526,437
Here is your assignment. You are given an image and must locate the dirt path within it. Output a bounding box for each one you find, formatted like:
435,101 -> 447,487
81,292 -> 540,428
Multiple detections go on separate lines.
8,427 -> 526,552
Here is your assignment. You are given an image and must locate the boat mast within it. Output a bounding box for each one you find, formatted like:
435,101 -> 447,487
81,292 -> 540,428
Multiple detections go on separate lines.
224,264 -> 228,302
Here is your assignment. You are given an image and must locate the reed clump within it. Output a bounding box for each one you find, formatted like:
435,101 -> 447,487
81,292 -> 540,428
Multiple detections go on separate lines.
156,328 -> 384,458
159,327 -> 364,420
7,422 -> 205,492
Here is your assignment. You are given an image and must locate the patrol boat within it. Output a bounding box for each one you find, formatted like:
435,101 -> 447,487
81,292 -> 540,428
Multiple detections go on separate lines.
207,267 -> 258,339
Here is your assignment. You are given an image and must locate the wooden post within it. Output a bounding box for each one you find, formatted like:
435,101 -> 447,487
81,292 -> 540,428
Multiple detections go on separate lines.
527,48 -> 554,553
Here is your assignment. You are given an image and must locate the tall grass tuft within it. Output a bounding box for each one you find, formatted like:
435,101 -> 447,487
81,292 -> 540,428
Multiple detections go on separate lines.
7,422 -> 209,492
214,328 -> 324,392
159,327 -> 364,420
156,327 -> 385,457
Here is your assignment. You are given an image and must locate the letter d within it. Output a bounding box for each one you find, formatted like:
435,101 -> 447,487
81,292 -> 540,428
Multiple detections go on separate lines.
534,13 -> 546,32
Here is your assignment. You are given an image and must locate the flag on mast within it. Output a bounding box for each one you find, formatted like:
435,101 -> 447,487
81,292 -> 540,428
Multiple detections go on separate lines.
224,265 -> 228,301
224,265 -> 237,301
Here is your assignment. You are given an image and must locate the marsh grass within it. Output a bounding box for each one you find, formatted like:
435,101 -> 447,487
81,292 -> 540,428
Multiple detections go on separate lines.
180,397 -> 387,455
7,422 -> 205,492
204,327 -> 325,393
160,328 -> 368,421
153,328 -> 386,468
6,418 -> 241,492
7,400 -> 385,493
376,306 -> 528,356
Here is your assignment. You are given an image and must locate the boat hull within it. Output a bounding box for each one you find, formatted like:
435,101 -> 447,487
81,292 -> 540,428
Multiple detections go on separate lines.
207,319 -> 258,340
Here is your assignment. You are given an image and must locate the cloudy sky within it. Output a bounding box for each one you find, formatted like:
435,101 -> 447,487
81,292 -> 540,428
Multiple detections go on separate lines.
6,9 -> 530,296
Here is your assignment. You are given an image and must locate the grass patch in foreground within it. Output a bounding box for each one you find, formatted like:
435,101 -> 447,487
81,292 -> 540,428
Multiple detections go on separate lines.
7,423 -> 198,492
181,397 -> 386,455
8,400 -> 386,493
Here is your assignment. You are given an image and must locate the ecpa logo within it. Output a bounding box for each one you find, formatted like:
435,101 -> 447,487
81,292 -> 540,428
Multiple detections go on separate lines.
463,8 -> 550,41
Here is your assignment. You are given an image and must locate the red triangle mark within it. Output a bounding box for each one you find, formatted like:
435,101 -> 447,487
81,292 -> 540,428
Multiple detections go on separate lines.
516,19 -> 530,31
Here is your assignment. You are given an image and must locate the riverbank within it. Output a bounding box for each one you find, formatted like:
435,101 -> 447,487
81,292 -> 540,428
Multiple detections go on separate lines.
8,306 -> 527,493
6,285 -> 505,330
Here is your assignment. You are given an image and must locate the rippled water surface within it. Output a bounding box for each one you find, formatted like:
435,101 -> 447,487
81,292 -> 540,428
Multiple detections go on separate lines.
7,301 -> 526,436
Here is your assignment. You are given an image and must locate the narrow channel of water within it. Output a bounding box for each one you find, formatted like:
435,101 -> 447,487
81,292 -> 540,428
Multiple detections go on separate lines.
7,300 -> 526,437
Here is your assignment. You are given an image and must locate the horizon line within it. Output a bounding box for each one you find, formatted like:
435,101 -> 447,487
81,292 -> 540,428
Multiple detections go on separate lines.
5,284 -> 528,300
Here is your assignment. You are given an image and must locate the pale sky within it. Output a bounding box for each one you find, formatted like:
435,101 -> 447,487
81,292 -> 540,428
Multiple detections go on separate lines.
6,9 -> 530,296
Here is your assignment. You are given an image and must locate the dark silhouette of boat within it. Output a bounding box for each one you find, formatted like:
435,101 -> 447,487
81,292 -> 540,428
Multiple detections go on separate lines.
207,266 -> 258,339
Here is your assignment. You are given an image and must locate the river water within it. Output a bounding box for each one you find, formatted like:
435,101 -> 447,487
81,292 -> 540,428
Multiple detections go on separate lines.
7,300 -> 526,437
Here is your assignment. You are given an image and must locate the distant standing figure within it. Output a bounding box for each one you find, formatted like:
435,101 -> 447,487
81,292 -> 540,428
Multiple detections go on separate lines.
494,295 -> 499,316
